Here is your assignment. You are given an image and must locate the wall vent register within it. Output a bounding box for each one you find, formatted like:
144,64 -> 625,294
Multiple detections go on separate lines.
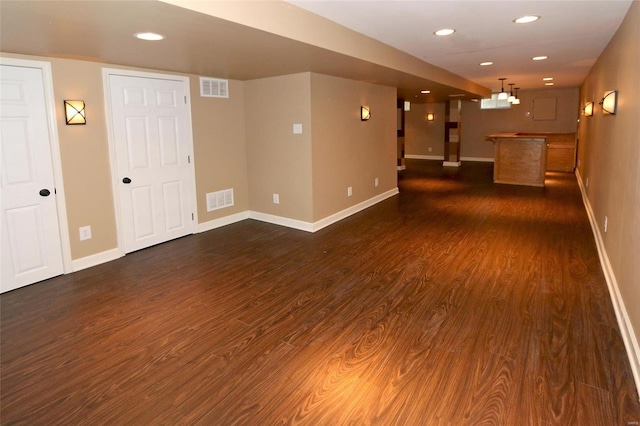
200,77 -> 229,98
206,189 -> 234,212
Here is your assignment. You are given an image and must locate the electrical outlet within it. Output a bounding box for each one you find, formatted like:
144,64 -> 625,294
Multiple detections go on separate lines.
79,225 -> 92,241
273,193 -> 280,204
347,186 -> 353,197
428,147 -> 433,152
604,216 -> 608,233
374,178 -> 379,187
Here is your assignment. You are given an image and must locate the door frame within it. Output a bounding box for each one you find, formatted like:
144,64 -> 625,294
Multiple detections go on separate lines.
101,68 -> 198,256
0,56 -> 73,274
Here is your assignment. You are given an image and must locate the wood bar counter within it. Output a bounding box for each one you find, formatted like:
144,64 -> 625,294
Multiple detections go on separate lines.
486,133 -> 547,187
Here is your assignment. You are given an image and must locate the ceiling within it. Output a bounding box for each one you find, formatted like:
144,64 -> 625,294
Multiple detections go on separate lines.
288,0 -> 633,93
0,0 -> 632,102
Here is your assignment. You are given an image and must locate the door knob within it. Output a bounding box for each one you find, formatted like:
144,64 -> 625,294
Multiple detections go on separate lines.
39,189 -> 51,196
122,177 -> 132,184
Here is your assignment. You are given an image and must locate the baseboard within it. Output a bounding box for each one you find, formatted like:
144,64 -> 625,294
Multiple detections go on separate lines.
443,161 -> 461,167
461,156 -> 494,163
198,211 -> 250,233
397,165 -> 406,171
71,248 -> 122,272
311,188 -> 399,232
405,155 -> 494,163
249,211 -> 314,232
575,169 -> 640,398
248,188 -> 399,233
405,154 -> 444,160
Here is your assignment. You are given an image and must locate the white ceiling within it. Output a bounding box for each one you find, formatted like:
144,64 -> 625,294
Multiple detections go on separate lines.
288,0 -> 633,93
0,0 -> 633,101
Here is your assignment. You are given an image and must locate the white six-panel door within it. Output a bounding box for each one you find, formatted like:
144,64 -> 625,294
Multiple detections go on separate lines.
108,74 -> 194,253
1,64 -> 64,292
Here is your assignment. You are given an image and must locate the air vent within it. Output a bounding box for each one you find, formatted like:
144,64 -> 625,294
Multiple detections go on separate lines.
206,189 -> 234,212
200,77 -> 229,98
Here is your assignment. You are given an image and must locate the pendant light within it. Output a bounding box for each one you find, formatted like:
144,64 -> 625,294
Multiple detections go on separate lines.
512,87 -> 521,105
498,78 -> 508,100
508,83 -> 516,103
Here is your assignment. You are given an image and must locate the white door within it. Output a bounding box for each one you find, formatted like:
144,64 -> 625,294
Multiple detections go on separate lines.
1,64 -> 64,292
108,74 -> 194,253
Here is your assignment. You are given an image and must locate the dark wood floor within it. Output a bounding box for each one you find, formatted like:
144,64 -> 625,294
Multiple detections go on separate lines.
2,160 -> 639,425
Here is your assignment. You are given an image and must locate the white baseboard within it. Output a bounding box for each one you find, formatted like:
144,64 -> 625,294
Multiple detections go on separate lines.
249,211 -> 314,232
443,161 -> 461,167
405,154 -> 444,160
461,156 -> 494,163
71,248 -> 122,272
406,155 -> 494,163
575,169 -> 640,398
397,165 -> 406,171
248,188 -> 399,233
311,188 -> 399,232
198,211 -> 250,233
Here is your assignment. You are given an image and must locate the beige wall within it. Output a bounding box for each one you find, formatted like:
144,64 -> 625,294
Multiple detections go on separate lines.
244,73 -> 313,222
191,79 -> 249,222
52,58 -> 120,260
310,73 -> 397,220
2,53 -> 399,262
404,103 -> 446,158
1,52 -> 250,260
578,2 -> 640,347
2,53 -> 119,259
460,88 -> 579,159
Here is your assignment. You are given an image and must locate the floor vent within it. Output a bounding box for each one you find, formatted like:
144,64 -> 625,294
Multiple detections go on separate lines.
200,77 -> 229,98
206,189 -> 234,212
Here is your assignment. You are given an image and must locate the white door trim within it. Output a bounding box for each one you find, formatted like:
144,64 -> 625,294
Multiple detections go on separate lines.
0,56 -> 72,274
101,68 -> 198,256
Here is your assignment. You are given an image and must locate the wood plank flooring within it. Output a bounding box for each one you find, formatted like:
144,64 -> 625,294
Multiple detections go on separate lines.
2,160 -> 639,425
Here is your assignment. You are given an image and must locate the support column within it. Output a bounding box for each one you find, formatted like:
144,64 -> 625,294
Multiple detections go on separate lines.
397,99 -> 406,170
443,100 -> 462,167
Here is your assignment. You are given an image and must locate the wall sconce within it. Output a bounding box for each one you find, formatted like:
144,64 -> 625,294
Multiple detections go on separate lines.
599,90 -> 617,115
584,101 -> 594,117
361,106 -> 371,121
64,100 -> 86,125
426,113 -> 435,121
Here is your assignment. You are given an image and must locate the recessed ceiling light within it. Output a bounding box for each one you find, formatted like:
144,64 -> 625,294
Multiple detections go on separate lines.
434,28 -> 456,36
480,61 -> 493,66
134,32 -> 165,41
533,56 -> 548,61
543,77 -> 554,81
421,90 -> 431,94
545,82 -> 554,86
514,15 -> 540,24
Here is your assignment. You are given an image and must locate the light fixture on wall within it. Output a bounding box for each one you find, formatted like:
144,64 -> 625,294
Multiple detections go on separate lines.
584,101 -> 594,117
361,106 -> 371,121
64,100 -> 86,125
599,90 -> 617,115
497,78 -> 508,100
426,113 -> 435,121
512,87 -> 521,105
